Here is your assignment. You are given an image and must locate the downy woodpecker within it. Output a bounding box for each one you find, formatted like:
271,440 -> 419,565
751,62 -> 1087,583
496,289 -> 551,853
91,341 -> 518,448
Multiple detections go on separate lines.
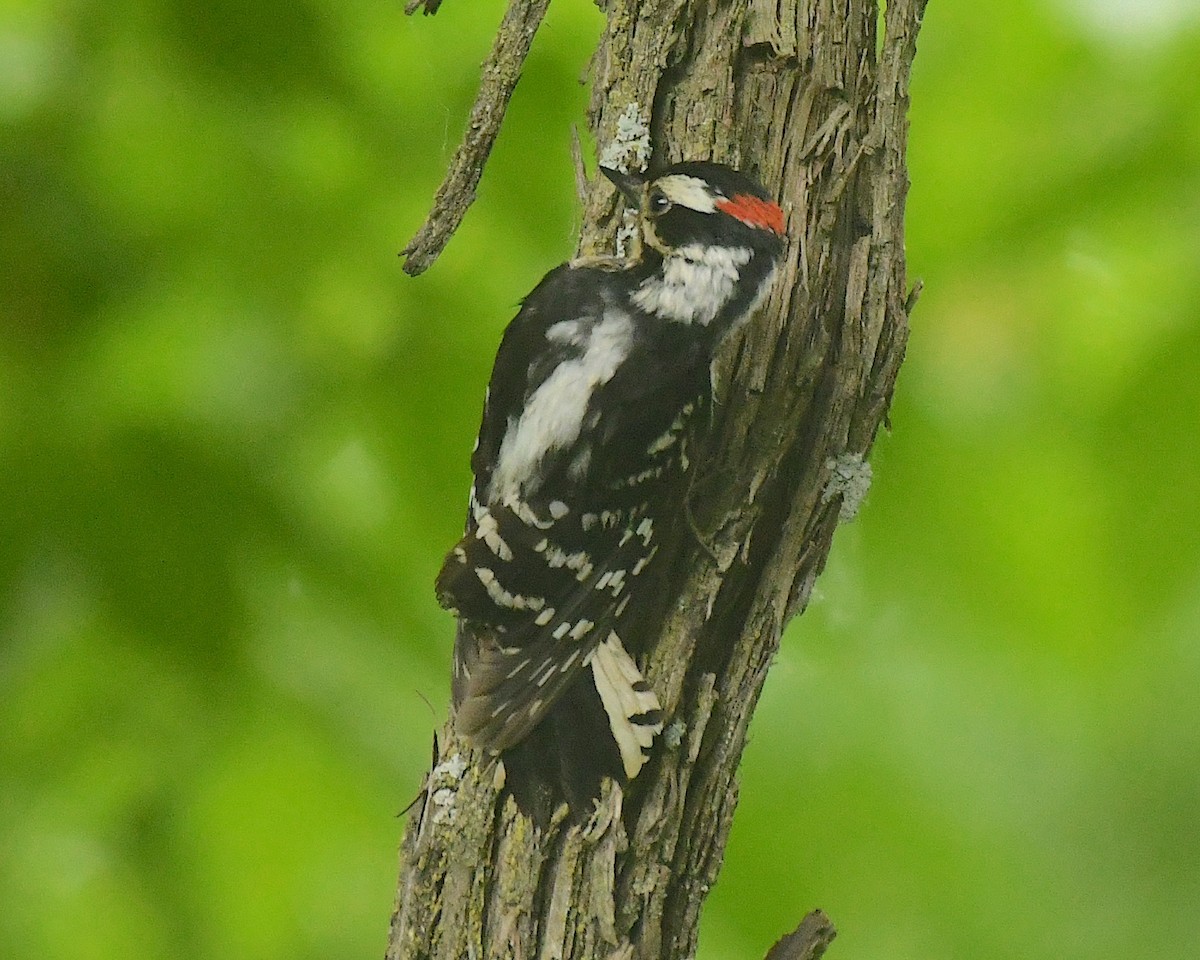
437,161 -> 785,812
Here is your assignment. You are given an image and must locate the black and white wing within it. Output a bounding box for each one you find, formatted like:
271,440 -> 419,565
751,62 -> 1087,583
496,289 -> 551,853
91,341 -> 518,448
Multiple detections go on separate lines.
435,263 -> 687,793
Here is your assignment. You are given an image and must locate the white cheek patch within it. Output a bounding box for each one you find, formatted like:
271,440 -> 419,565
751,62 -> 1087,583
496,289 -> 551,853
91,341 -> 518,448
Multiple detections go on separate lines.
656,174 -> 718,213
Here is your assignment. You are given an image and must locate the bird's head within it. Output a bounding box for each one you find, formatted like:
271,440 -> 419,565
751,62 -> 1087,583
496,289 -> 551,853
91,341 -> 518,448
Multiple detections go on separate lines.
601,160 -> 785,259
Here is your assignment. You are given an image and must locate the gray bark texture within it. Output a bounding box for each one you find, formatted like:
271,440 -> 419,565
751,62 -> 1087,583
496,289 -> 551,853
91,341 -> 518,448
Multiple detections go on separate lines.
389,0 -> 927,957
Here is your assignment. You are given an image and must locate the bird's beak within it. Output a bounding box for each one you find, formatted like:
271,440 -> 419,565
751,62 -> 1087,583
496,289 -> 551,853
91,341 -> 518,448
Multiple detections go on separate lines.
600,166 -> 645,206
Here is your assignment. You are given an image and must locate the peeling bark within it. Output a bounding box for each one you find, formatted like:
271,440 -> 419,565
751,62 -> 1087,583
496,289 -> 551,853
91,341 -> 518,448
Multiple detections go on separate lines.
389,1 -> 927,957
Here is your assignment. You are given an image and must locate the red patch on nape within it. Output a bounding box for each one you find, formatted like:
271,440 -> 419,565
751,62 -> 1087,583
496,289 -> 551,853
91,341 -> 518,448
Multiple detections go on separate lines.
716,193 -> 785,235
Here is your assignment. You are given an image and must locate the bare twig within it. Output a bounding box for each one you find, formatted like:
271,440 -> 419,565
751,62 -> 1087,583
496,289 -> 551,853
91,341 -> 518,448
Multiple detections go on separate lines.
763,911 -> 838,960
404,0 -> 445,16
569,124 -> 588,205
400,0 -> 552,275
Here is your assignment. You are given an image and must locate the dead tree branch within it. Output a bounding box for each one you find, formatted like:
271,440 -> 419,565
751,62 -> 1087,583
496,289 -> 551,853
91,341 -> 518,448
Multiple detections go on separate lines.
764,911 -> 838,960
400,0 -> 551,274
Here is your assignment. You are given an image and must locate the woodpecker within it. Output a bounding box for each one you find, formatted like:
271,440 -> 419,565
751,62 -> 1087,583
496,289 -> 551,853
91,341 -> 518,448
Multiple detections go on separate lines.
436,160 -> 785,813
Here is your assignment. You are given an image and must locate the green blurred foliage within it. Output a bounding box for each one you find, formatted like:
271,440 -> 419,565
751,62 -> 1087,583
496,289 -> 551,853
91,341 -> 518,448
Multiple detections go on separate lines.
1,0 -> 1197,957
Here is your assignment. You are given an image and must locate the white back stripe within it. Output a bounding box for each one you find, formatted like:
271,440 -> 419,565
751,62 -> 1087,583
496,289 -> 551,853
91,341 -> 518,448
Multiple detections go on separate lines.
489,310 -> 633,501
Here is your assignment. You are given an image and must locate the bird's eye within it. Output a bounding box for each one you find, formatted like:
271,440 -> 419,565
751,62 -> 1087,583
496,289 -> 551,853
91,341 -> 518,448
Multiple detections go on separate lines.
648,190 -> 671,214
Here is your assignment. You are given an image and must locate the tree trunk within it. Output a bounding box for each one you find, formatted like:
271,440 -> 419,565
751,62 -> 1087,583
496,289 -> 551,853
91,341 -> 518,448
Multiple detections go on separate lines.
388,0 -> 927,957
